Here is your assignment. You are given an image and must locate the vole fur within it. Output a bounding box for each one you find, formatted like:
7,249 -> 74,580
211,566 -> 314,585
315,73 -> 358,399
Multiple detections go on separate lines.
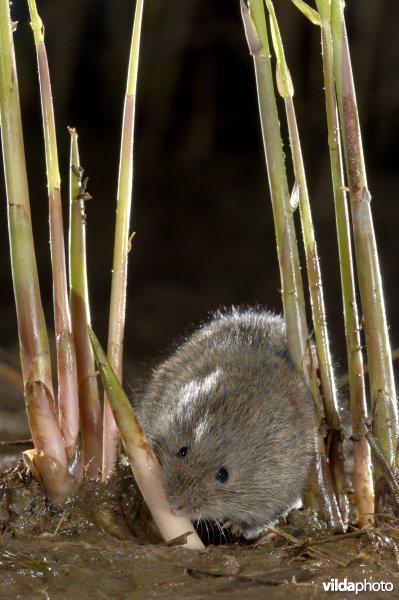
135,307 -> 316,538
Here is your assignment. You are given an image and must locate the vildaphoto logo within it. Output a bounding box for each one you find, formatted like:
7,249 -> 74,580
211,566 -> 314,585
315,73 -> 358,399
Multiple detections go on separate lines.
322,578 -> 393,594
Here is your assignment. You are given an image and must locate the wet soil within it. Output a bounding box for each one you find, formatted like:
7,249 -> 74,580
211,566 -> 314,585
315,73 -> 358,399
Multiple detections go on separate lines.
1,460 -> 399,600
1,354 -> 399,599
3,533 -> 397,600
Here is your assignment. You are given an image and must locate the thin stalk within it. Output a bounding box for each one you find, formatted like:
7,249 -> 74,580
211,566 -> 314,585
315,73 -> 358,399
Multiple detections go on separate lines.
103,0 -> 144,480
69,128 -> 102,478
330,0 -> 398,482
89,328 -> 205,549
314,0 -> 374,527
240,0 -> 308,372
0,0 -> 68,495
266,0 -> 347,522
302,342 -> 344,529
290,0 -> 321,25
27,0 -> 80,467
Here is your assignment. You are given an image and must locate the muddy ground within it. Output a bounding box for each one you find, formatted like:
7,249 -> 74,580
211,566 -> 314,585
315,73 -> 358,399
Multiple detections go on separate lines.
1,353 -> 399,600
1,460 -> 399,600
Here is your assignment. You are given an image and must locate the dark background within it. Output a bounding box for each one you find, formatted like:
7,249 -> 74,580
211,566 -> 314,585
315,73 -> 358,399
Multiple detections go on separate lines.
1,0 -> 399,392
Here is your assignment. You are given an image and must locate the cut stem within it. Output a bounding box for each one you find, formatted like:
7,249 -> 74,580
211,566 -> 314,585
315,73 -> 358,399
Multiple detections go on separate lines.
69,128 -> 102,478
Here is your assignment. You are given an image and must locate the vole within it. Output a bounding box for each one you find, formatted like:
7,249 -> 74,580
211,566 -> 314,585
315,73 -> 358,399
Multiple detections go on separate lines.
135,307 -> 316,539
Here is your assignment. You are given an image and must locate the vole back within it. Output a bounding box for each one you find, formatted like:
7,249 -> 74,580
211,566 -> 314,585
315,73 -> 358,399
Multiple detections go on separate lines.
136,307 -> 316,538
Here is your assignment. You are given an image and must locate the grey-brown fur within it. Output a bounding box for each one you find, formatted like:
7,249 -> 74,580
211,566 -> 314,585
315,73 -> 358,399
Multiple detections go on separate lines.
135,307 -> 316,538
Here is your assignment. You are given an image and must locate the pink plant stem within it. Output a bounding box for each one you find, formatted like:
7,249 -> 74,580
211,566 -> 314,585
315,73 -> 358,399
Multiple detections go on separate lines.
35,38 -> 80,465
69,129 -> 103,477
0,0 -> 69,496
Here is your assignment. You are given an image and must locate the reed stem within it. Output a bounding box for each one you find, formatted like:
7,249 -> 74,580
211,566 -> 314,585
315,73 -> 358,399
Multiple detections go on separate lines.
69,128 -> 102,477
0,0 -> 68,497
330,0 -> 398,485
27,0 -> 80,467
240,0 -> 308,372
103,0 -> 144,479
266,0 -> 348,522
241,0 -> 343,530
314,0 -> 374,526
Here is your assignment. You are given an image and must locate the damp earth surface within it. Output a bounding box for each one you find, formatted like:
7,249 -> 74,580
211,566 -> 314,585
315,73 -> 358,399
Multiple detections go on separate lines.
0,459 -> 399,600
1,361 -> 399,599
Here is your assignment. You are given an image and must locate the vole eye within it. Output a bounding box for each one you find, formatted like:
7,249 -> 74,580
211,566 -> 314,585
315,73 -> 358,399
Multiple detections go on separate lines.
176,446 -> 189,458
215,466 -> 229,483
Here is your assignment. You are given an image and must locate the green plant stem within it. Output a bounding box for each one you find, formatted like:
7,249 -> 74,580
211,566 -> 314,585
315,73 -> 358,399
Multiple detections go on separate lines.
27,0 -> 80,466
241,0 -> 307,372
0,0 -> 67,490
0,3 -> 53,394
330,0 -> 398,480
69,128 -> 102,478
103,0 -> 144,480
89,328 -> 205,549
241,0 -> 343,530
266,0 -> 347,522
315,0 -> 374,526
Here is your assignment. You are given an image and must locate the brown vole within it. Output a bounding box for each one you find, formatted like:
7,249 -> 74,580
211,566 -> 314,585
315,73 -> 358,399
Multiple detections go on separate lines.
135,307 -> 316,539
